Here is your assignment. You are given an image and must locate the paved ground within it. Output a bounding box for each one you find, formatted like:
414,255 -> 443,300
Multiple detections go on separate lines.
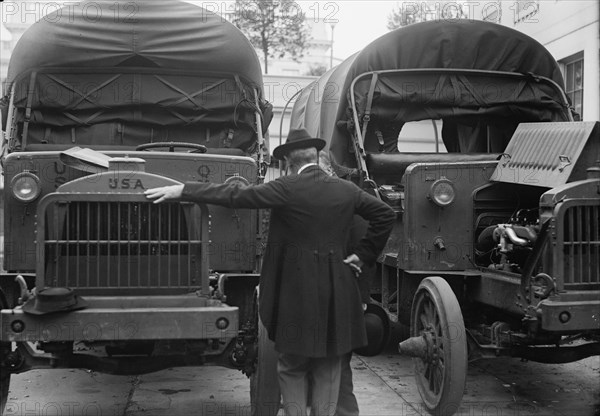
4,335 -> 599,416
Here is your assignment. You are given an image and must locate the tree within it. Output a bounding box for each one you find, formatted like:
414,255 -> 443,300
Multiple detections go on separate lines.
387,1 -> 469,30
233,0 -> 310,74
306,63 -> 328,77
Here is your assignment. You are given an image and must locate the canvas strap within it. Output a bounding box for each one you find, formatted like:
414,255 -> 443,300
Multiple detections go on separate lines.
361,73 -> 379,142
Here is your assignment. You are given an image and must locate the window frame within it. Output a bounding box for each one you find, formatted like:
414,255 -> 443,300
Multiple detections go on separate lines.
561,52 -> 584,118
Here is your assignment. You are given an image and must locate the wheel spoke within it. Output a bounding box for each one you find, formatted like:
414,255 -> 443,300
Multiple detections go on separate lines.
420,311 -> 429,330
433,364 -> 444,394
425,301 -> 436,325
426,364 -> 435,391
438,359 -> 445,376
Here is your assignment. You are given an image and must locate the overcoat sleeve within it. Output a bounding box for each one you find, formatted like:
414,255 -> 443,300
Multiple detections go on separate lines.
180,179 -> 290,209
352,188 -> 396,264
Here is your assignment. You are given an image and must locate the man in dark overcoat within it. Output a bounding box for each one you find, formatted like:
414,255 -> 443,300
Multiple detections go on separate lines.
145,129 -> 395,415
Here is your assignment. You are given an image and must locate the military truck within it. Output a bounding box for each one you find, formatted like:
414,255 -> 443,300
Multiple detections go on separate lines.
0,2 -> 280,414
289,20 -> 599,415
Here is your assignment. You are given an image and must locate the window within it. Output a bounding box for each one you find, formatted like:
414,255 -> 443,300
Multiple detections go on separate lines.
562,53 -> 584,118
397,120 -> 447,153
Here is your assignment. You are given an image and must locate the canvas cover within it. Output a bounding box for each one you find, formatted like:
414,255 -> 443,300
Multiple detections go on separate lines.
3,0 -> 271,152
290,20 -> 572,167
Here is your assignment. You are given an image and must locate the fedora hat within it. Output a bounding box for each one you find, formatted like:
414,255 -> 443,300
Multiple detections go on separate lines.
22,287 -> 88,315
354,303 -> 390,357
272,129 -> 326,160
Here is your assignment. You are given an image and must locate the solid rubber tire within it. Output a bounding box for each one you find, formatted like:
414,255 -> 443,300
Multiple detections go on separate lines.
410,276 -> 467,416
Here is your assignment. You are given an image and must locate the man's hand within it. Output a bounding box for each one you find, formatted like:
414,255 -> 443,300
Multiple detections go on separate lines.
343,253 -> 364,276
144,184 -> 184,204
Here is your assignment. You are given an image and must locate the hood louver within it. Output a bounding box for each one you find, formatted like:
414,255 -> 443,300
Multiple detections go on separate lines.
491,122 -> 599,187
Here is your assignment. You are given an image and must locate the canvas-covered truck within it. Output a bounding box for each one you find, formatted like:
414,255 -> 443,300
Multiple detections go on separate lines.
0,1 -> 280,414
289,20 -> 600,416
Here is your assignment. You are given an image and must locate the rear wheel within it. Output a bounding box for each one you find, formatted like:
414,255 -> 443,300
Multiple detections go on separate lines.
411,277 -> 467,416
250,290 -> 280,416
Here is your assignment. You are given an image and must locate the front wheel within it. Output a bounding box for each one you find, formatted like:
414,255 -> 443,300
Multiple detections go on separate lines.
250,290 -> 280,416
411,277 -> 467,416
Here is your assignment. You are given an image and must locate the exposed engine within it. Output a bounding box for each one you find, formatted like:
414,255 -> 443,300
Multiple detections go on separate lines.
476,208 -> 540,272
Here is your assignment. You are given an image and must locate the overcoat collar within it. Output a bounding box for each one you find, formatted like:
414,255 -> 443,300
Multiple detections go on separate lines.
298,164 -> 324,176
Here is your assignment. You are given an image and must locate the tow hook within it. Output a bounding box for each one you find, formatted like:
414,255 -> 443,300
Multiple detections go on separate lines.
15,275 -> 33,305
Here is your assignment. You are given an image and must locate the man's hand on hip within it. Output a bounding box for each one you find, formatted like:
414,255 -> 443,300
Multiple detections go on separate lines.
144,184 -> 184,204
343,254 -> 364,275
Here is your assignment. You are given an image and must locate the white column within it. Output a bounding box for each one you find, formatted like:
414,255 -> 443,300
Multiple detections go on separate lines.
583,3 -> 600,121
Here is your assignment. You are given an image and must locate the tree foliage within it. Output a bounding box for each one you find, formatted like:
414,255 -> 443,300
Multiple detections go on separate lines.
306,63 -> 328,77
233,0 -> 310,74
388,1 -> 469,30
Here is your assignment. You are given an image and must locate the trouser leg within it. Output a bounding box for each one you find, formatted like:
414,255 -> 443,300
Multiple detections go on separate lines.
278,353 -> 310,416
335,353 -> 359,416
309,355 -> 342,416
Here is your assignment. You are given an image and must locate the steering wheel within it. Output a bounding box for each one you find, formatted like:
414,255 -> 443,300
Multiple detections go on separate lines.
136,142 -> 207,153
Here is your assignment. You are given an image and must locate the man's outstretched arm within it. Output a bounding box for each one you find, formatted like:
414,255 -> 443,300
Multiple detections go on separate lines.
145,180 -> 290,209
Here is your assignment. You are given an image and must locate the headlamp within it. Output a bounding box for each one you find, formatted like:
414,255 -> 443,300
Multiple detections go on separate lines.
428,177 -> 455,207
11,171 -> 42,202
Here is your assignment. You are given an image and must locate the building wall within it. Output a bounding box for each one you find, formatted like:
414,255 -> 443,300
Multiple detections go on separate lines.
0,23 -> 12,94
1,0 -> 53,94
262,74 -> 316,155
492,0 -> 599,121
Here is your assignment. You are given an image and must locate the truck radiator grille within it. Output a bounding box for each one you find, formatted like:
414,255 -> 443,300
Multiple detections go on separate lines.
558,202 -> 600,286
40,199 -> 204,290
